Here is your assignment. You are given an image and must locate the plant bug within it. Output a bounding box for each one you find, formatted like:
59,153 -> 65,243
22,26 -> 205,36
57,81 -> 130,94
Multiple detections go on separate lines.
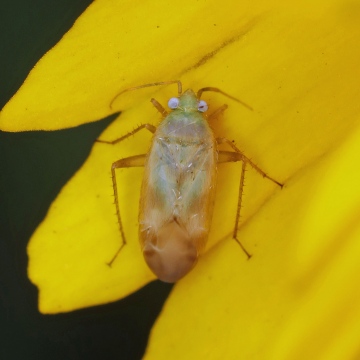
97,80 -> 283,283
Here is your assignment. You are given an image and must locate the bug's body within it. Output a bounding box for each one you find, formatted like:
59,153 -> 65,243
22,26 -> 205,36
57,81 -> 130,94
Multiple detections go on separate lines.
139,89 -> 217,282
99,81 -> 283,283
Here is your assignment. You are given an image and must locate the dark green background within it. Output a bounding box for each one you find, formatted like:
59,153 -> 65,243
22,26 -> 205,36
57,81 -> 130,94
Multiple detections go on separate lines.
0,1 -> 172,359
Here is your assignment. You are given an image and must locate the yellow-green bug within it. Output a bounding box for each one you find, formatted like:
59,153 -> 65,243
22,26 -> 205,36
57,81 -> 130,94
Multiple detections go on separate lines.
98,80 -> 282,282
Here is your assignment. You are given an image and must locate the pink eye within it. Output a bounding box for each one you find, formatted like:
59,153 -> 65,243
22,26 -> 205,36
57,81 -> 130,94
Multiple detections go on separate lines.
198,100 -> 208,112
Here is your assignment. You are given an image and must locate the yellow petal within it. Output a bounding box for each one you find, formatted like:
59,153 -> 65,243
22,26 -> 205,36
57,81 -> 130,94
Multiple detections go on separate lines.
24,0 -> 292,313
145,122 -> 360,359
1,0 -> 275,132
143,3 -> 360,359
18,1 -> 360,358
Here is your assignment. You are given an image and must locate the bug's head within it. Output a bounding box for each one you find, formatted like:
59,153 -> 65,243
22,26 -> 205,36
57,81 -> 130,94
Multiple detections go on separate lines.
142,221 -> 198,283
168,89 -> 208,113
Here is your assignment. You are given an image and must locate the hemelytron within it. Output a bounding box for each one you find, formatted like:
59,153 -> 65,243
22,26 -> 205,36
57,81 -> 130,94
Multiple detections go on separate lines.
97,80 -> 283,283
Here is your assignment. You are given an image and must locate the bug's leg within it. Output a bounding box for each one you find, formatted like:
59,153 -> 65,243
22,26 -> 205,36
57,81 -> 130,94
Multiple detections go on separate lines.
217,137 -> 283,188
217,142 -> 282,259
107,154 -> 147,266
96,123 -> 156,145
236,161 -> 249,256
219,155 -> 251,259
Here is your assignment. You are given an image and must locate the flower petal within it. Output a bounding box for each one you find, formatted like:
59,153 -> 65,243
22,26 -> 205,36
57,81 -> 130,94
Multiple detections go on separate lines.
24,6 -> 360,357
144,122 -> 360,359
1,0 -> 275,132
142,3 -> 360,359
24,0 -> 288,313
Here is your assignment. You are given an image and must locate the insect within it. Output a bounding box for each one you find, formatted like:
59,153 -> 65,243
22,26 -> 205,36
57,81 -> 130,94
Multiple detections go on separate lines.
98,80 -> 283,283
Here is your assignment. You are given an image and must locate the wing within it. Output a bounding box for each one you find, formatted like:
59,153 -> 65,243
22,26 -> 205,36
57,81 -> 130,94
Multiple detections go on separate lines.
138,136 -> 217,282
139,136 -> 217,253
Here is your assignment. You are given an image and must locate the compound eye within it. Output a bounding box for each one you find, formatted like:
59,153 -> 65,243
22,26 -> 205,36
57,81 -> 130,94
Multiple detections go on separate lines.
168,97 -> 180,109
198,100 -> 208,112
